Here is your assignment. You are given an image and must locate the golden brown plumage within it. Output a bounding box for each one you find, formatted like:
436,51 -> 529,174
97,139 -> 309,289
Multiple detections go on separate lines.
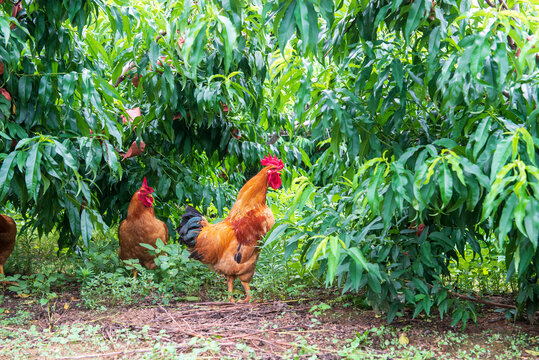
118,178 -> 169,272
0,214 -> 17,276
177,155 -> 284,302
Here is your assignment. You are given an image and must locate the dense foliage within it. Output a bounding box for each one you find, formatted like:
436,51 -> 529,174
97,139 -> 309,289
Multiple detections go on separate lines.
1,0 -> 538,326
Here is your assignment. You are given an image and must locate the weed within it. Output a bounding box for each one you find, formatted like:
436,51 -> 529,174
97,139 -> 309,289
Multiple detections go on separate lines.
309,302 -> 331,317
80,270 -> 154,309
0,307 -> 31,326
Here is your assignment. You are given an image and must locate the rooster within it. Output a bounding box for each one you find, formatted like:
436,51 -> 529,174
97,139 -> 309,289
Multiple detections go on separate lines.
0,214 -> 16,278
176,154 -> 284,302
118,178 -> 169,276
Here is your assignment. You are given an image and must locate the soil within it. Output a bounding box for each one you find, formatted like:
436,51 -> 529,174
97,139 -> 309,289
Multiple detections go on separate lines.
1,289 -> 538,359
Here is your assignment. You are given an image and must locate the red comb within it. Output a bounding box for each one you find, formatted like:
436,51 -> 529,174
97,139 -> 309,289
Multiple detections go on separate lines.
261,154 -> 284,170
142,177 -> 154,193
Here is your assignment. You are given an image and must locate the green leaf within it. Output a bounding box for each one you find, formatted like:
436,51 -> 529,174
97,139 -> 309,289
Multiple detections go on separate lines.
413,277 -> 429,294
391,59 -> 404,90
490,137 -> 512,181
190,23 -> 207,69
54,140 -> 79,173
367,273 -> 381,294
516,240 -> 534,278
86,34 -> 111,66
80,209 -> 93,247
102,141 -> 120,174
0,151 -> 17,201
319,0 -> 334,28
326,236 -> 340,284
514,197 -> 529,237
61,72 -> 77,101
348,247 -> 369,273
519,128 -> 537,165
419,241 -> 437,268
25,144 -> 41,200
387,304 -> 399,324
405,0 -> 427,40
96,77 -> 123,101
38,75 -> 52,105
148,41 -> 160,69
472,117 -> 491,160
262,223 -> 289,247
382,187 -> 396,228
0,17 -> 10,47
460,157 -> 489,187
524,199 -> 539,250
217,15 -> 237,73
438,162 -> 453,206
498,194 -> 517,249
433,138 -> 458,149
278,0 -> 297,54
305,0 -> 319,53
299,148 -> 312,168
367,165 -> 384,214
284,233 -> 303,260
296,184 -> 315,214
18,76 -> 32,104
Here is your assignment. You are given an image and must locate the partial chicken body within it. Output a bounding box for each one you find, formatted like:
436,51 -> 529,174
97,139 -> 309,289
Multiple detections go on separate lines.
118,178 -> 169,271
0,214 -> 16,276
177,155 -> 284,302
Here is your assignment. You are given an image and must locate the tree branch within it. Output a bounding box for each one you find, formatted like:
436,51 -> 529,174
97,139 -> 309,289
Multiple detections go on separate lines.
114,61 -> 136,87
499,0 -> 509,10
429,283 -> 539,316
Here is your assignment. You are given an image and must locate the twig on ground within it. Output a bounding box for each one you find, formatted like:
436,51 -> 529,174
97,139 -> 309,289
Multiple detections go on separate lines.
221,324 -> 297,341
53,343 -> 190,359
159,305 -> 204,338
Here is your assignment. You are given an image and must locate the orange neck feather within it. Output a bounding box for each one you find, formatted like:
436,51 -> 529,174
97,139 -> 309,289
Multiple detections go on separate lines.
127,189 -> 155,218
228,167 -> 271,218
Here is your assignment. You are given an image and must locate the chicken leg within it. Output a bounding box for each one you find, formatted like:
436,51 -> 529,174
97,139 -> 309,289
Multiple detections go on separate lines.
227,276 -> 236,303
238,281 -> 252,303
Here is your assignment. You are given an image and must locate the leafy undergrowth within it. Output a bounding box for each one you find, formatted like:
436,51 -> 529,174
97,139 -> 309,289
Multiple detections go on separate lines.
0,227 -> 538,358
0,291 -> 538,359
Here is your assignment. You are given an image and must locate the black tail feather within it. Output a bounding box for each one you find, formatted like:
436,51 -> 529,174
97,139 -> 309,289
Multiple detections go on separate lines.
176,206 -> 204,248
234,243 -> 242,264
189,249 -> 204,261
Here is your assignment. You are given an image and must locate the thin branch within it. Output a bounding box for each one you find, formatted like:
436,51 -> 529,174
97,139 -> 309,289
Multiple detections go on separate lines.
114,61 -> 136,87
53,344 -> 190,359
448,290 -> 517,310
499,0 -> 509,10
221,324 -> 296,341
155,30 -> 167,43
429,283 -> 539,316
159,305 -> 204,338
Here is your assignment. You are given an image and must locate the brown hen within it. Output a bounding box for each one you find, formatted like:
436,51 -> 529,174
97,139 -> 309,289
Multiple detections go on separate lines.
118,178 -> 169,275
0,214 -> 16,277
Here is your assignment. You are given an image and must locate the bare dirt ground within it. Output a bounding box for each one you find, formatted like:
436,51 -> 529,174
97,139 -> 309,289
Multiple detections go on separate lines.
1,290 -> 538,359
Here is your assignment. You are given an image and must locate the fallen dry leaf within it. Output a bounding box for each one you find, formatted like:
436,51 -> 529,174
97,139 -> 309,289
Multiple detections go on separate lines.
398,333 -> 409,346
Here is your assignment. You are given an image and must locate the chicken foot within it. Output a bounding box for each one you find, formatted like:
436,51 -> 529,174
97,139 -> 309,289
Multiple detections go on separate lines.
238,281 -> 251,303
226,276 -> 252,303
0,264 -> 18,286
